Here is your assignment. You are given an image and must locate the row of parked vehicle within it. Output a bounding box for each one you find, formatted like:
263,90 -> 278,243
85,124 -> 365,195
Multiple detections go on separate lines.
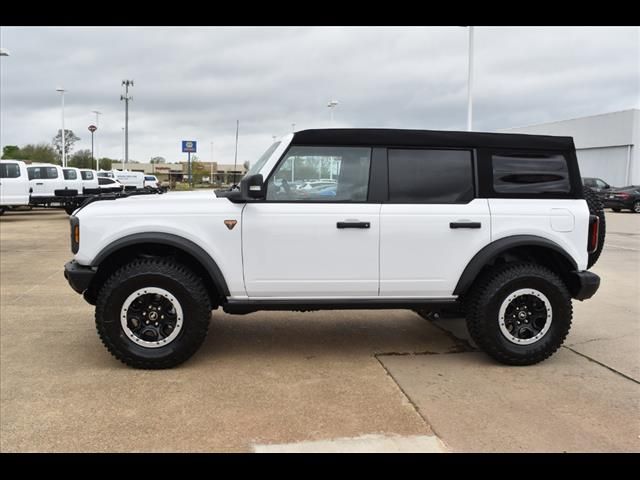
0,159 -> 161,215
582,177 -> 640,213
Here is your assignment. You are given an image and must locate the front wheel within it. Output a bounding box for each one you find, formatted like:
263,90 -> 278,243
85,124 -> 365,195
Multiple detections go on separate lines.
465,263 -> 572,366
95,258 -> 212,369
633,201 -> 640,214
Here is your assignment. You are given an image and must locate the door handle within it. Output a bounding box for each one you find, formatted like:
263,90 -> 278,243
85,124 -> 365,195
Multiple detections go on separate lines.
450,222 -> 481,229
337,221 -> 370,229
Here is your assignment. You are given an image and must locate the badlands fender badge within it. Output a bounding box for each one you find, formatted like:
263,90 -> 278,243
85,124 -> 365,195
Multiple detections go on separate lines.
224,220 -> 238,230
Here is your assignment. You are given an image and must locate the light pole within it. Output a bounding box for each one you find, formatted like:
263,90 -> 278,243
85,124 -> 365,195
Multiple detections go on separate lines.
327,100 -> 339,124
56,87 -> 67,167
210,141 -> 214,184
120,80 -> 134,166
466,26 -> 474,131
291,123 -> 296,133
121,127 -> 125,170
92,110 -> 102,170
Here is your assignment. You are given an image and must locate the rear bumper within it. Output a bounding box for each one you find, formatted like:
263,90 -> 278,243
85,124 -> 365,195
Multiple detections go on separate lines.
569,270 -> 600,300
603,199 -> 632,209
64,260 -> 95,294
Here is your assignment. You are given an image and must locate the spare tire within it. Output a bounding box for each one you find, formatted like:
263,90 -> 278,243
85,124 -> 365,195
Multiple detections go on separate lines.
583,186 -> 606,268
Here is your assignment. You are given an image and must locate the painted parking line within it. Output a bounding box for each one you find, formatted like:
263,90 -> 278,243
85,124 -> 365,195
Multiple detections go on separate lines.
605,244 -> 640,252
253,434 -> 448,453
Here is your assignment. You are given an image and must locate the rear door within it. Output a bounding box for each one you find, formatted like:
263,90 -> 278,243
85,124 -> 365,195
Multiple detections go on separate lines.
379,148 -> 490,298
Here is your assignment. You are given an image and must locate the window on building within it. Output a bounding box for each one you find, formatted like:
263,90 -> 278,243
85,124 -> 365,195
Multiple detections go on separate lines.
388,149 -> 474,203
492,153 -> 570,194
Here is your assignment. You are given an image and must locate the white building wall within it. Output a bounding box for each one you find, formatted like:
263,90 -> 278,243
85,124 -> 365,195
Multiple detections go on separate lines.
500,109 -> 639,187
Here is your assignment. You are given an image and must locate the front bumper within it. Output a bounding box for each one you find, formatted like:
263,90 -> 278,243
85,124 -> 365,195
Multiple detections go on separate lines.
569,270 -> 600,301
64,260 -> 96,294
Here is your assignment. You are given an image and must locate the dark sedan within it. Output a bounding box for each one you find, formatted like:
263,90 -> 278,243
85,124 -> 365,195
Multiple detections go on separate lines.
602,186 -> 640,213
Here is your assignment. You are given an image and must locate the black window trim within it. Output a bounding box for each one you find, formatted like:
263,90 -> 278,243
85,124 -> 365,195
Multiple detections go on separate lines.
477,148 -> 582,199
384,146 -> 477,205
262,143 -> 378,204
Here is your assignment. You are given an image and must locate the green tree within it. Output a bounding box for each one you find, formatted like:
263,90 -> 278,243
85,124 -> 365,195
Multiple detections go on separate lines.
150,156 -> 166,164
53,129 -> 81,159
2,145 -> 20,159
97,157 -> 114,170
19,143 -> 59,164
69,149 -> 94,169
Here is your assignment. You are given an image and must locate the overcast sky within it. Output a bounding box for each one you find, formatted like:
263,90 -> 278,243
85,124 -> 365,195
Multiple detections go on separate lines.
1,26 -> 638,166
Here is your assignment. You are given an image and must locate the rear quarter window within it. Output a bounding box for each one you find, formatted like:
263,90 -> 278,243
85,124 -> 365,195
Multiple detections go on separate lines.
492,153 -> 570,194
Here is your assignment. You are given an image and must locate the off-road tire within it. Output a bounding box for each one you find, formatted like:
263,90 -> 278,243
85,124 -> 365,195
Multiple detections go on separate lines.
465,263 -> 572,366
95,258 -> 211,369
583,186 -> 606,268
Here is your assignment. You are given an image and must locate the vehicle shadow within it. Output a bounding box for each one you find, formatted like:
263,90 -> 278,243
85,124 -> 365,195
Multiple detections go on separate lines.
195,309 -> 459,361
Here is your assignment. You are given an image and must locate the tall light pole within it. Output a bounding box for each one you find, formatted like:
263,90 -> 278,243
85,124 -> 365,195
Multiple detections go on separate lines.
327,100 -> 339,124
92,110 -> 102,170
291,123 -> 296,133
56,87 -> 67,167
121,127 -> 125,170
120,80 -> 134,166
210,141 -> 214,184
466,27 -> 474,131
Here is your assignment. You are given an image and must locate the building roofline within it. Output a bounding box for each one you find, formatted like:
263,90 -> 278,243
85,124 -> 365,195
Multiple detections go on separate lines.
501,108 -> 640,131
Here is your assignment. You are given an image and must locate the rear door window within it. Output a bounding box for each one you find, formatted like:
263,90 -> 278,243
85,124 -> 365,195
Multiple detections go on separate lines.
388,149 -> 474,203
0,163 -> 21,178
63,169 -> 77,180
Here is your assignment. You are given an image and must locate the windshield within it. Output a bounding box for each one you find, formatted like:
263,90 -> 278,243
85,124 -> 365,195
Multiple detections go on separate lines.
245,141 -> 281,179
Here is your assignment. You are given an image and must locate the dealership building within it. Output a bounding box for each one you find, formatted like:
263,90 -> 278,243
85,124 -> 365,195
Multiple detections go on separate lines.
500,109 -> 639,187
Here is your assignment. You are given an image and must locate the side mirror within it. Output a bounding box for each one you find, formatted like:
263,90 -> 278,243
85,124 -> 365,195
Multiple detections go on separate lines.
241,174 -> 265,200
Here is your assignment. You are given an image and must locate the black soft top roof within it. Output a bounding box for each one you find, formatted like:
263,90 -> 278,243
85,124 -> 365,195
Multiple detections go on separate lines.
291,128 -> 575,151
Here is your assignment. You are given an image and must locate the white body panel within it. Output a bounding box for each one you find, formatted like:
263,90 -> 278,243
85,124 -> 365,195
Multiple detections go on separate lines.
98,170 -> 145,189
27,163 -> 66,197
62,167 -> 83,194
242,203 -> 380,297
0,160 -> 30,206
75,191 -> 247,297
380,199 -> 491,297
79,169 -> 99,192
488,199 -> 590,271
144,175 -> 159,188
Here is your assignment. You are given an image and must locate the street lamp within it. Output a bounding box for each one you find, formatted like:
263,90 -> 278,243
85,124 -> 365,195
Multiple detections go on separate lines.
291,123 -> 296,133
327,100 -> 339,124
120,80 -> 134,165
56,87 -> 67,167
92,110 -> 102,170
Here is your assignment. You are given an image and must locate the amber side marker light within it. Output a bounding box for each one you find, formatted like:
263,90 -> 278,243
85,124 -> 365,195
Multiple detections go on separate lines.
74,225 -> 80,244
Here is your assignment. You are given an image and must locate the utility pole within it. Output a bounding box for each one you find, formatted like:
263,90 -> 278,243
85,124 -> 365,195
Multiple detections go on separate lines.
56,88 -> 66,167
467,27 -> 474,131
92,110 -> 102,170
120,80 -> 134,166
233,120 -> 239,186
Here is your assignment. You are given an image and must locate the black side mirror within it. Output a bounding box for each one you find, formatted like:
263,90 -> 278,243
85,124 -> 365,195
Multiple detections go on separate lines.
241,174 -> 265,199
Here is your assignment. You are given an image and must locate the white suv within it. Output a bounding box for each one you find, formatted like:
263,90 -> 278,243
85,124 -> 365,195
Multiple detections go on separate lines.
64,129 -> 604,369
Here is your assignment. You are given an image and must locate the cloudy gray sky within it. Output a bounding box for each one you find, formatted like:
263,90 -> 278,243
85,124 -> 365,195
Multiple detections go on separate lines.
1,26 -> 638,166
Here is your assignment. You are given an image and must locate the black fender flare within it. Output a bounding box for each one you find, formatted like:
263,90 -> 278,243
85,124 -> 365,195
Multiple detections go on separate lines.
91,232 -> 230,297
453,235 -> 578,296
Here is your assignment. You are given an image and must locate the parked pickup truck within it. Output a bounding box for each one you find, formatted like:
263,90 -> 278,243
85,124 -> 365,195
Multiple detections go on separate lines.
64,129 -> 605,369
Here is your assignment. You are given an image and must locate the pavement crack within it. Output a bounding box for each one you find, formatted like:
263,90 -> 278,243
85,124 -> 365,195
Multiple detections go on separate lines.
563,346 -> 640,385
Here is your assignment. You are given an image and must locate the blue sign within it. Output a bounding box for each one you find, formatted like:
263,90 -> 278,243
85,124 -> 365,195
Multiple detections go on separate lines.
182,140 -> 197,153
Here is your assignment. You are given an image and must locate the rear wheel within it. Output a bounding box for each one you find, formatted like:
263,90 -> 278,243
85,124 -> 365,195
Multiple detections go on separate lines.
633,201 -> 640,214
465,263 -> 572,366
95,258 -> 212,369
583,186 -> 606,268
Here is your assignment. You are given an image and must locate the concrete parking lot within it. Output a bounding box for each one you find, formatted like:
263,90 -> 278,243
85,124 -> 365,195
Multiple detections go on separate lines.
0,207 -> 638,452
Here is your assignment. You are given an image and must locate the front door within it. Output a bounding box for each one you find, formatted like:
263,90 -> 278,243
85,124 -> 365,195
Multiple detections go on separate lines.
242,145 -> 380,298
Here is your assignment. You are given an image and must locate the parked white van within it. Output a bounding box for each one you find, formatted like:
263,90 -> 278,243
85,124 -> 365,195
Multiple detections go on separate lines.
79,169 -> 100,194
62,167 -> 84,195
27,163 -> 67,198
0,160 -> 30,213
97,169 -> 144,190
